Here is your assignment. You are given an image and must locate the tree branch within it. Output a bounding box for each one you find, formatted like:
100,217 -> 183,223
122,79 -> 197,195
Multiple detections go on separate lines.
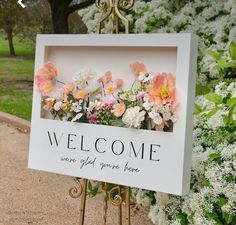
67,0 -> 95,15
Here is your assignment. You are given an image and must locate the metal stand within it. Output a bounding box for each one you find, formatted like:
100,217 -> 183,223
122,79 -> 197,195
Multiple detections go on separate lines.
69,178 -> 131,225
69,1 -> 134,224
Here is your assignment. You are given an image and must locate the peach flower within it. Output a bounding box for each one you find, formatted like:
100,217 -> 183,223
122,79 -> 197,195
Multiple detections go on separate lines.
35,62 -> 58,95
98,71 -> 112,84
130,61 -> 146,77
146,73 -> 176,107
114,102 -> 126,117
114,79 -> 123,88
74,90 -> 87,99
63,83 -> 75,95
105,84 -> 116,95
155,121 -> 165,131
43,98 -> 54,111
103,71 -> 112,83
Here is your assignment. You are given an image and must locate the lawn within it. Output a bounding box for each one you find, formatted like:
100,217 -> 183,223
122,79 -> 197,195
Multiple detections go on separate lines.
0,37 -> 35,120
0,36 -> 35,58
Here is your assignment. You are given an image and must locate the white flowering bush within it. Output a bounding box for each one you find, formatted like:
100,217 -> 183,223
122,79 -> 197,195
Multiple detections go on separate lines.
79,0 -> 236,83
133,81 -> 236,225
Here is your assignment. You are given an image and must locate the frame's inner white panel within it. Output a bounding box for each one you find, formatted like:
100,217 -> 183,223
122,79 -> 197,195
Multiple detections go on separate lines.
45,46 -> 177,89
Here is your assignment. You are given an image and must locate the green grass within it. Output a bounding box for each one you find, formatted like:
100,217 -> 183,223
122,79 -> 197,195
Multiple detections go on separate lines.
0,59 -> 34,80
0,36 -> 35,58
0,36 -> 35,120
0,59 -> 34,120
0,85 -> 33,120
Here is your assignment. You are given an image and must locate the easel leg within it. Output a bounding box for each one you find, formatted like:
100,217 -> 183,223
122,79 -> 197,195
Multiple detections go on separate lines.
103,183 -> 108,225
118,186 -> 122,225
79,179 -> 88,225
125,186 -> 130,225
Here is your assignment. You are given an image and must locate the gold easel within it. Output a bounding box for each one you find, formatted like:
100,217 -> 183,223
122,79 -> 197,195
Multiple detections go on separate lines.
69,1 -> 134,224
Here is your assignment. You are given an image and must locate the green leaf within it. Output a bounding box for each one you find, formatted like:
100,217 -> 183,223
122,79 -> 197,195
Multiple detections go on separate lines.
222,212 -> 234,224
88,181 -> 93,191
214,218 -> 223,225
205,211 -> 218,219
177,212 -> 189,225
112,120 -> 125,127
226,97 -> 236,109
206,107 -> 220,119
202,178 -> 210,187
233,153 -> 236,158
229,42 -> 236,60
218,59 -> 230,69
208,153 -> 221,162
216,197 -> 228,206
194,103 -> 203,115
207,50 -> 221,60
205,93 -> 223,104
226,174 -> 235,183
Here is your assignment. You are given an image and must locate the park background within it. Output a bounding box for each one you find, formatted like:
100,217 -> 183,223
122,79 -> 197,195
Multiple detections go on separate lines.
0,0 -> 235,225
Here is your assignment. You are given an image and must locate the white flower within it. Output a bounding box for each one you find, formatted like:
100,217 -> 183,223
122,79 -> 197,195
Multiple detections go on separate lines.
161,105 -> 172,121
84,79 -> 100,93
149,111 -> 163,125
122,106 -> 145,128
72,101 -> 82,113
227,82 -> 236,97
73,68 -> 97,89
143,101 -> 152,111
71,113 -> 83,122
138,72 -> 154,83
128,94 -> 136,102
148,206 -> 169,225
143,95 -> 153,110
87,101 -> 96,113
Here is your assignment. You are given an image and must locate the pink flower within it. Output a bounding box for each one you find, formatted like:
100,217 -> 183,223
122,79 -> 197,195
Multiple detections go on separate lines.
114,102 -> 126,117
137,91 -> 146,99
88,114 -> 97,123
53,101 -> 63,111
146,73 -> 176,107
35,62 -> 58,96
104,101 -> 115,109
101,96 -> 116,109
130,61 -> 146,77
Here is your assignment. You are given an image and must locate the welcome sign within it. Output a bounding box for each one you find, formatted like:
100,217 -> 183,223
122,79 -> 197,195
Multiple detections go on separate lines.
28,34 -> 197,195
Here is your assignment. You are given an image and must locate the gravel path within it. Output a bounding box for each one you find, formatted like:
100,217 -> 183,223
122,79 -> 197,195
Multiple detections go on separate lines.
0,121 -> 153,225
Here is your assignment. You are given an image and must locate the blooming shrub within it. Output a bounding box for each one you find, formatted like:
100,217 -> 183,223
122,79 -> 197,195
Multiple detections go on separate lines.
79,0 -> 236,83
132,81 -> 236,225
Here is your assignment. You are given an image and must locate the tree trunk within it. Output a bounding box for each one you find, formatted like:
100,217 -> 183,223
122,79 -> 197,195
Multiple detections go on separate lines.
49,1 -> 69,34
6,27 -> 15,56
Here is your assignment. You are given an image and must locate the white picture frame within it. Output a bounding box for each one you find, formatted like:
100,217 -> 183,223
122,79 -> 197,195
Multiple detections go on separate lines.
28,34 -> 198,195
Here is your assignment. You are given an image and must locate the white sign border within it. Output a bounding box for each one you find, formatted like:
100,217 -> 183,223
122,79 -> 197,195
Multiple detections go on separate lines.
29,34 -> 198,195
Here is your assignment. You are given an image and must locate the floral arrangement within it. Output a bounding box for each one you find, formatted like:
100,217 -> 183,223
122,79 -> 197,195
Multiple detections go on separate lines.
35,61 -> 177,132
